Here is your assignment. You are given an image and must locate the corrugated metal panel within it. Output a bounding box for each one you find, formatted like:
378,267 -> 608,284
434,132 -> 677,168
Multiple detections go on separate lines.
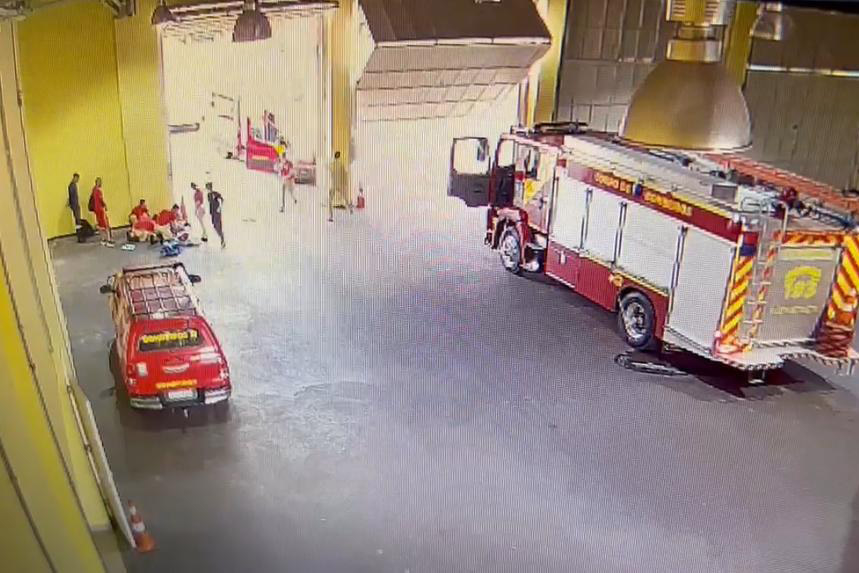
750,7 -> 859,72
743,8 -> 859,189
555,0 -> 672,129
745,71 -> 859,189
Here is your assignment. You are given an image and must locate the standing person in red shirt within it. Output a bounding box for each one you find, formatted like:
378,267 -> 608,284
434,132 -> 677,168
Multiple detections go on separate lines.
192,183 -> 208,242
88,177 -> 113,247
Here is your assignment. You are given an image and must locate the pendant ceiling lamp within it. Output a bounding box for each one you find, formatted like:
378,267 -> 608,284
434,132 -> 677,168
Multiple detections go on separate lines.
233,0 -> 272,42
151,0 -> 176,25
619,0 -> 751,153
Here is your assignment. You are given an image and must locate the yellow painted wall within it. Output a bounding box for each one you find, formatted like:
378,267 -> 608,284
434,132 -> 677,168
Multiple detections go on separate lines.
114,0 -> 172,211
0,461 -> 52,572
1,22 -> 108,571
0,259 -> 105,573
4,9 -> 110,531
17,1 -> 132,239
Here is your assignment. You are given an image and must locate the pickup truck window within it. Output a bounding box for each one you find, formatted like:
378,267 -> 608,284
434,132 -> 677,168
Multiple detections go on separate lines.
138,329 -> 204,352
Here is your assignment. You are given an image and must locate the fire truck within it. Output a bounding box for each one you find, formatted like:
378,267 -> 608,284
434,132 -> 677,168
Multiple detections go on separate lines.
100,263 -> 231,409
448,123 -> 859,374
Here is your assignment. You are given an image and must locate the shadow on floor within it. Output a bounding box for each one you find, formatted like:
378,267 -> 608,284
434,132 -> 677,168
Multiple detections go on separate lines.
842,488 -> 859,573
621,348 -> 837,401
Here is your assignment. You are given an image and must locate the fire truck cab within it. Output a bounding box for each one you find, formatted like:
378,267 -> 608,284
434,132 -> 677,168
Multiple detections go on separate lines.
449,123 -> 859,373
100,262 -> 231,409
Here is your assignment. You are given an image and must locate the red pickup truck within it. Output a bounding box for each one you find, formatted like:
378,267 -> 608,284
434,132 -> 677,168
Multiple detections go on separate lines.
100,263 -> 231,410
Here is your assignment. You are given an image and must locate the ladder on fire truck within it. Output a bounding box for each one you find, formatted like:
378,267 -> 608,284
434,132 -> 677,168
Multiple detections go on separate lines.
739,200 -> 790,347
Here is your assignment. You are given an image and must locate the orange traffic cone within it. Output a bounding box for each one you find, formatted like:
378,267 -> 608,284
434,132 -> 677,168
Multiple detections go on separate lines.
128,501 -> 155,553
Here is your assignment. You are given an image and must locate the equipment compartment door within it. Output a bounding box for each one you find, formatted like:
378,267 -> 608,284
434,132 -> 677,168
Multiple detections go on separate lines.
667,229 -> 735,348
448,137 -> 491,207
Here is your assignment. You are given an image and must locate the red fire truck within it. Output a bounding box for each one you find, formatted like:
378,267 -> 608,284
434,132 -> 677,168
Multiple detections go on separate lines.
241,116 -> 316,185
100,263 -> 231,409
449,123 -> 859,374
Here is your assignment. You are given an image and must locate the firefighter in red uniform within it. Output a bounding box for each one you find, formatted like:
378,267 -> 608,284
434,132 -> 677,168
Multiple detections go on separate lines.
89,177 -> 113,247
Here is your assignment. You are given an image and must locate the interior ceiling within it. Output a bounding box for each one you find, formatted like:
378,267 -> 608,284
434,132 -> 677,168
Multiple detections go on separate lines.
357,0 -> 550,122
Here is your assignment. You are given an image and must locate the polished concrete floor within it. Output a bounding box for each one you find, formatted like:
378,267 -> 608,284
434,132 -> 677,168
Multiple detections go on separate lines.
52,123 -> 859,573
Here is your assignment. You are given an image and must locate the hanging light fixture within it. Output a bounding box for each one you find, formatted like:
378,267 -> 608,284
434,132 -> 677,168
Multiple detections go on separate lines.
233,0 -> 272,43
751,2 -> 793,41
619,0 -> 751,153
150,0 -> 176,26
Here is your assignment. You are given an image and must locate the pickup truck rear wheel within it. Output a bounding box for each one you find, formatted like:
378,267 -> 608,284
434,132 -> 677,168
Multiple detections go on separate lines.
618,291 -> 658,351
499,227 -> 522,275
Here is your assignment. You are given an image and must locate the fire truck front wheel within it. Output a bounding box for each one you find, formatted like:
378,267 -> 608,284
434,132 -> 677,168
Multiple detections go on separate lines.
499,227 -> 522,274
618,291 -> 658,351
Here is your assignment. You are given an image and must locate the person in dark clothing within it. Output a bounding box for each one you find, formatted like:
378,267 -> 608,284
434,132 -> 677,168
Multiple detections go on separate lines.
68,173 -> 81,227
205,182 -> 225,248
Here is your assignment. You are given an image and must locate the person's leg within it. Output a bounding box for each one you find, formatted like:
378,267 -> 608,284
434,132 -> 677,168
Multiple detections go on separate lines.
213,215 -> 225,247
197,212 -> 208,240
280,179 -> 286,213
328,186 -> 335,222
288,178 -> 297,204
96,211 -> 111,245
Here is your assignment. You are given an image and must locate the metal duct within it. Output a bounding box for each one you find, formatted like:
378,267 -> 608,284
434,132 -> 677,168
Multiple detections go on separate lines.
620,0 -> 751,152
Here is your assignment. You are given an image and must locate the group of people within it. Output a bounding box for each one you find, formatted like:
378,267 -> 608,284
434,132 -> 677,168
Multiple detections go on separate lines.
68,174 -> 114,247
67,173 -> 225,249
66,141 -> 347,250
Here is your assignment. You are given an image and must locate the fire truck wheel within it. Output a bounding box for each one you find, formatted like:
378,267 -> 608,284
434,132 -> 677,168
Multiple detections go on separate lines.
618,291 -> 657,351
499,227 -> 522,274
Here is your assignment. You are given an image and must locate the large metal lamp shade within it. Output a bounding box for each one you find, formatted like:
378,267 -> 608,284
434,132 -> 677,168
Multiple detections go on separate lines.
151,0 -> 176,25
620,60 -> 751,152
233,0 -> 272,42
619,0 -> 752,152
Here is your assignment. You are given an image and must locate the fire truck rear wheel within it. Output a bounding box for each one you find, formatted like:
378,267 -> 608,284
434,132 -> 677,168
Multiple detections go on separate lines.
499,227 -> 522,275
618,291 -> 657,351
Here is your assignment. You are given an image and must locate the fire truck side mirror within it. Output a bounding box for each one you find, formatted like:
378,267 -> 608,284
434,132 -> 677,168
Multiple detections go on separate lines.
188,273 -> 202,284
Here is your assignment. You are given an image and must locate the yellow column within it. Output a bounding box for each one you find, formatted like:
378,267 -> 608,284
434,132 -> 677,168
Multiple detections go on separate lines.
724,1 -> 758,86
114,0 -> 172,209
532,0 -> 570,125
1,21 -> 109,572
329,0 -> 355,208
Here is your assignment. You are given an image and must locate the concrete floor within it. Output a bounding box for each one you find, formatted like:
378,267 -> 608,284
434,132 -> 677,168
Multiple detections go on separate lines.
51,123 -> 859,573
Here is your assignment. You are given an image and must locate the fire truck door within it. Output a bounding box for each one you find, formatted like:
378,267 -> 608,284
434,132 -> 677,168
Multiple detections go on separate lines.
448,137 -> 491,207
517,146 -> 556,232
